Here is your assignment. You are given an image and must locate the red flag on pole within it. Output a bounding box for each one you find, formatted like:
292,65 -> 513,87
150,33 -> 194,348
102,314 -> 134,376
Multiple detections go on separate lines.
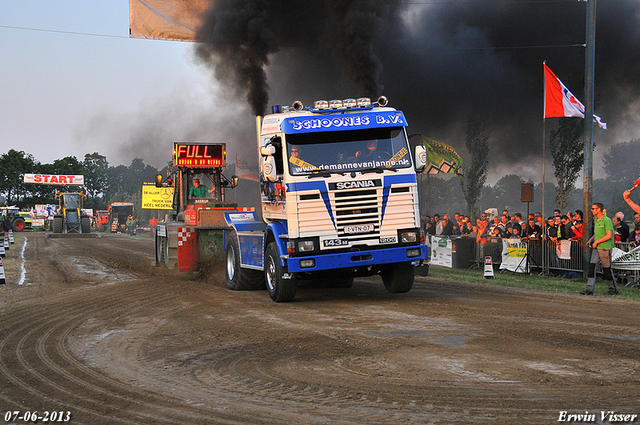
544,63 -> 607,129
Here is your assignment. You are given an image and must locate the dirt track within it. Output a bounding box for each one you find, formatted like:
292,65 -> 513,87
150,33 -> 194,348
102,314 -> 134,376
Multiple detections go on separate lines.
0,231 -> 639,424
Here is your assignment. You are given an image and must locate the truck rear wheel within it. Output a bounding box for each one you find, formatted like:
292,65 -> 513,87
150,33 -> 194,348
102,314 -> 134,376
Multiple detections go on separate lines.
12,218 -> 25,232
225,232 -> 265,290
52,217 -> 63,234
265,242 -> 296,302
155,232 -> 168,266
381,262 -> 414,293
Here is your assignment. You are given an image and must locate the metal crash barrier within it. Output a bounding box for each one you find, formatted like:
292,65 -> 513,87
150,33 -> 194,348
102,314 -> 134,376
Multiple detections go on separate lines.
428,234 -> 640,285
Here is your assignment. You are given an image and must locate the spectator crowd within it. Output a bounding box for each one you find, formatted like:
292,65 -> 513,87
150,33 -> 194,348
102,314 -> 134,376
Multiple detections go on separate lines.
422,208 -> 640,246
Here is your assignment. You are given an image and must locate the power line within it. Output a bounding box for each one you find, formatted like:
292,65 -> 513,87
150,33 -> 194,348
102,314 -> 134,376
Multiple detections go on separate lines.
459,43 -> 585,50
395,0 -> 581,3
0,24 -> 129,39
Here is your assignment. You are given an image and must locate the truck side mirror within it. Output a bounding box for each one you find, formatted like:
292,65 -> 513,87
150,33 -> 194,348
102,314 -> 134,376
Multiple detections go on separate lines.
260,145 -> 276,156
414,145 -> 427,173
155,173 -> 163,188
262,156 -> 277,182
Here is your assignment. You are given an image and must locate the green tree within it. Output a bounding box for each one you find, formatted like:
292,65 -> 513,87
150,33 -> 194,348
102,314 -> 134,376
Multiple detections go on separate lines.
104,159 -> 159,216
0,149 -> 38,205
460,115 -> 489,219
105,164 -> 129,202
550,118 -> 584,212
492,174 -> 525,214
602,138 -> 640,187
83,153 -> 110,207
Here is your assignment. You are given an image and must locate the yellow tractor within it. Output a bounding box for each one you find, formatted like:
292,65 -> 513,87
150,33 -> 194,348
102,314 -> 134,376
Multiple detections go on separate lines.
52,192 -> 91,234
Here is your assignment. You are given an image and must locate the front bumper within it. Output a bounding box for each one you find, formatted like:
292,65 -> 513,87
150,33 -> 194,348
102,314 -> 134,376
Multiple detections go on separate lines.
287,245 -> 429,273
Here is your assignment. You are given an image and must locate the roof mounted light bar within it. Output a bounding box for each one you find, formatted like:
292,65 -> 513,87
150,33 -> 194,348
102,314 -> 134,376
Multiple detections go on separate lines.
270,96 -> 389,114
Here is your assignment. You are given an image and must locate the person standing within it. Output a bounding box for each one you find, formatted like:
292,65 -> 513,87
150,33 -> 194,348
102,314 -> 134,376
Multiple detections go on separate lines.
580,203 -> 618,296
612,216 -> 629,243
441,216 -> 454,236
615,212 -> 630,242
433,214 -> 443,236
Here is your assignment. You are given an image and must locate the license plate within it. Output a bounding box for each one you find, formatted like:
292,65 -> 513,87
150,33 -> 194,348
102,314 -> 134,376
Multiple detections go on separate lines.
343,224 -> 374,234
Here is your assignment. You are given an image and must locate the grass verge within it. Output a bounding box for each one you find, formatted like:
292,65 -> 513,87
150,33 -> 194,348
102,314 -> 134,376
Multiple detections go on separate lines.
424,264 -> 640,301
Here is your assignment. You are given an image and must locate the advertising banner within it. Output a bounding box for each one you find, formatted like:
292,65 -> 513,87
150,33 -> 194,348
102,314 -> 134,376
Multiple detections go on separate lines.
612,246 -> 640,271
129,0 -> 209,41
429,235 -> 452,268
23,174 -> 84,186
500,238 -> 528,273
141,183 -> 174,209
556,240 -> 571,260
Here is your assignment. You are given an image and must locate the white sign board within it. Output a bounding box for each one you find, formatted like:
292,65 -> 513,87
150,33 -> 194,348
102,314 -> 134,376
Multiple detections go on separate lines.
429,235 -> 452,268
23,174 -> 84,186
499,238 -> 528,273
612,246 -> 640,271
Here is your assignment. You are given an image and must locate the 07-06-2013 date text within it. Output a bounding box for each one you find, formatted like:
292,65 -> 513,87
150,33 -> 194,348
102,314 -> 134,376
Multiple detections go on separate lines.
4,411 -> 71,423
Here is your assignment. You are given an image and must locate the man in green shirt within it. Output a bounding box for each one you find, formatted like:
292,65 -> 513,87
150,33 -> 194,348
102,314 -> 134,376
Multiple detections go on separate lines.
581,202 -> 618,295
189,179 -> 214,199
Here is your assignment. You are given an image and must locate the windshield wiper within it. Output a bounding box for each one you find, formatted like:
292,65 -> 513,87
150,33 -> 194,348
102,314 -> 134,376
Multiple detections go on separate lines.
307,172 -> 333,179
361,167 -> 397,174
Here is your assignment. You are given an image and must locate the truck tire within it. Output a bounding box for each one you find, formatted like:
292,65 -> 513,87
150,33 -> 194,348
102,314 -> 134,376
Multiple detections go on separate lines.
225,232 -> 265,290
265,242 -> 297,302
381,262 -> 414,293
81,217 -> 91,234
12,218 -> 25,232
53,217 -> 63,234
155,232 -> 168,266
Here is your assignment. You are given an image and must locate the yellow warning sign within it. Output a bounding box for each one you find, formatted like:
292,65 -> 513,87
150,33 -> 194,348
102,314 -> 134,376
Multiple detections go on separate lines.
141,183 -> 174,209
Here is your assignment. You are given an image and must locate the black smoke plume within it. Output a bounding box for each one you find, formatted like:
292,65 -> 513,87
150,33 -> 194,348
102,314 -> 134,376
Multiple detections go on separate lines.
195,0 -> 390,115
193,0 -> 640,181
195,0 -> 278,116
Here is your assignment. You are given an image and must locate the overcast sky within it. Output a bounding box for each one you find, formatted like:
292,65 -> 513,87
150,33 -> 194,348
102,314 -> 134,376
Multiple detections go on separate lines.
0,0 -> 224,170
2,1 -> 639,185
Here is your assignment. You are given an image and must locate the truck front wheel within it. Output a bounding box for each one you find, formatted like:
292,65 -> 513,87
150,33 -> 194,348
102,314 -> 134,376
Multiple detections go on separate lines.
52,217 -> 63,234
381,262 -> 414,293
81,217 -> 91,234
265,242 -> 296,302
225,232 -> 265,290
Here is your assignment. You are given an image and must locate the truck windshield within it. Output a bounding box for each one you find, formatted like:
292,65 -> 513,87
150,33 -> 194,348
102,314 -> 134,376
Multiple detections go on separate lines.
64,194 -> 80,209
286,128 -> 412,176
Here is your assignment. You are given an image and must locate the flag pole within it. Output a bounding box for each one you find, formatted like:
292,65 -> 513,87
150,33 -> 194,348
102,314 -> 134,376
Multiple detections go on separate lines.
583,0 -> 596,277
542,61 -> 547,275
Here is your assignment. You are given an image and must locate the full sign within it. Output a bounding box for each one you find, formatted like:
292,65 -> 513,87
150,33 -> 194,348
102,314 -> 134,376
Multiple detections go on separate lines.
173,143 -> 225,168
23,174 -> 84,186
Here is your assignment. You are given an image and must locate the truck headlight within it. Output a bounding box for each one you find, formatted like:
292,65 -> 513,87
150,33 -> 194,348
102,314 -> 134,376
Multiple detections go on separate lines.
400,231 -> 417,244
297,240 -> 316,252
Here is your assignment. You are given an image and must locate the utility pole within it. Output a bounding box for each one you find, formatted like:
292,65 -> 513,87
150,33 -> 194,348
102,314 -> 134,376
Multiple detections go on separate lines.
583,0 -> 596,275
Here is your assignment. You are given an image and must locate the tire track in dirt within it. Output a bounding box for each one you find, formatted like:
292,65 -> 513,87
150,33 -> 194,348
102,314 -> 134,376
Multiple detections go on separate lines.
0,234 -> 244,424
2,232 -> 640,424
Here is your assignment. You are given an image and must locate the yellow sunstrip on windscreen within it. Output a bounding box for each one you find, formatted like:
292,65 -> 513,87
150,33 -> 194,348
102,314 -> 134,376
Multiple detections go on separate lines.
386,147 -> 408,168
290,156 -> 320,172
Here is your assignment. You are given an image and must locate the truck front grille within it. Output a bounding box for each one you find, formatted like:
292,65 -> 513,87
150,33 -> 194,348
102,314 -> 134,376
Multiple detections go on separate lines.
334,189 -> 379,239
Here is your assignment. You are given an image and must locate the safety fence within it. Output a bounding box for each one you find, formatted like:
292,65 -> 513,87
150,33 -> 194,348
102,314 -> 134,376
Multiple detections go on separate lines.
428,235 -> 640,287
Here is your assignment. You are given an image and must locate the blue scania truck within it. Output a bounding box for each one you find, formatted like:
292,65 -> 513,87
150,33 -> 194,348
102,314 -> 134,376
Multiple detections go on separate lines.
224,96 -> 429,302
